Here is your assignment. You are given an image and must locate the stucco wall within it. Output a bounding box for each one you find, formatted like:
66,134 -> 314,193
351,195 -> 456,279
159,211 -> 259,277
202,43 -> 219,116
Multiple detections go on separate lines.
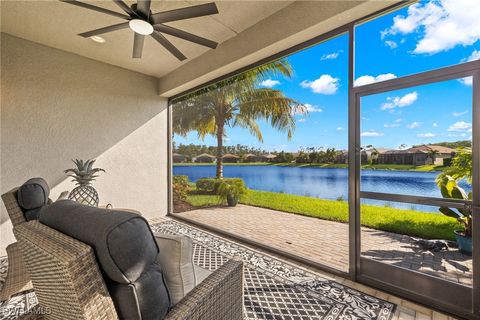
1,33 -> 168,255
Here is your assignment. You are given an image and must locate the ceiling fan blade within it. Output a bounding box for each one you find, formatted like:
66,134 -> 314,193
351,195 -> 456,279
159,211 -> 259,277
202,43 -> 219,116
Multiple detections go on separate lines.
78,22 -> 130,38
112,0 -> 137,17
136,0 -> 152,19
133,33 -> 145,58
60,0 -> 130,20
151,3 -> 218,24
151,32 -> 187,61
154,24 -> 217,49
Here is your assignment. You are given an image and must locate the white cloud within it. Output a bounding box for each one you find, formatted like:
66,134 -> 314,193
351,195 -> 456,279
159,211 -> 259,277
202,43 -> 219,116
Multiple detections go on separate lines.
384,123 -> 400,128
336,127 -> 344,131
300,75 -> 339,95
395,118 -> 403,123
302,103 -> 322,113
462,49 -> 480,62
448,133 -> 469,137
433,122 -> 438,127
385,40 -> 398,49
321,51 -> 341,60
417,133 -> 436,138
259,79 -> 280,87
382,0 -> 480,54
354,73 -> 397,86
298,118 -> 307,123
459,50 -> 479,85
460,77 -> 473,85
381,91 -> 418,110
361,131 -> 384,137
406,121 -> 422,129
453,110 -> 468,117
448,121 -> 472,132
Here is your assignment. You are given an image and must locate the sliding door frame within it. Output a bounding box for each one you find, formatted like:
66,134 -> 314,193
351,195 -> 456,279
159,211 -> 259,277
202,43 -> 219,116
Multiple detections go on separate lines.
350,60 -> 480,319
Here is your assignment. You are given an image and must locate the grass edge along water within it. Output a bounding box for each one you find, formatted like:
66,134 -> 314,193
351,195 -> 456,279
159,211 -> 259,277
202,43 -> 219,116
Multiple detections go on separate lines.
185,188 -> 461,241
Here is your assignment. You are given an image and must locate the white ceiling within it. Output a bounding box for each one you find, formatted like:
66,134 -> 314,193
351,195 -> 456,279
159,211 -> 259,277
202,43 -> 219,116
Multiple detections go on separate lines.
1,0 -> 294,78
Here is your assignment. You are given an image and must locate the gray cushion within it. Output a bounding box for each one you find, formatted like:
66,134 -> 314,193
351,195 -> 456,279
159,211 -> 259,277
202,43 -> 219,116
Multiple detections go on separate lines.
155,233 -> 212,305
39,200 -> 171,319
24,207 -> 42,221
194,265 -> 212,284
18,178 -> 50,221
17,177 -> 49,213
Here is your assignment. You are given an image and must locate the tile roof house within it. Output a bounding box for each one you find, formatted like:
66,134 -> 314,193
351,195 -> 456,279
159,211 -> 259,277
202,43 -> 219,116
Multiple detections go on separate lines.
377,145 -> 456,166
222,153 -> 240,163
193,153 -> 216,163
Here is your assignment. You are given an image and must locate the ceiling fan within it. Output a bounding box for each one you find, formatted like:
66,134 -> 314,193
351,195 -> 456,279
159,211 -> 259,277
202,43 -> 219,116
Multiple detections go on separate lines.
60,0 -> 219,61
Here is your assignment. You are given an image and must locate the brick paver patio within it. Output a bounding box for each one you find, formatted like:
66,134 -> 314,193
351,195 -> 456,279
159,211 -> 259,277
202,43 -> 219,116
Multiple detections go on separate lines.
174,204 -> 472,286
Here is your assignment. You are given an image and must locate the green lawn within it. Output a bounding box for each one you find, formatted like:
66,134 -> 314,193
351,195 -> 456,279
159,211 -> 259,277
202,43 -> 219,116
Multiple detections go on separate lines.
175,162 -> 446,172
185,189 -> 461,240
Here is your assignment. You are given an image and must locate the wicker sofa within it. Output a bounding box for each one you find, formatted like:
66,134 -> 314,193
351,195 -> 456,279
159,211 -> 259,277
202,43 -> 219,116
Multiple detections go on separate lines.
5,184 -> 243,320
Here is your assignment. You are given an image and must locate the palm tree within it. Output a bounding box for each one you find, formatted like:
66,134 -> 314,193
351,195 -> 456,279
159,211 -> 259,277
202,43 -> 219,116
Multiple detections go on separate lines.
173,59 -> 305,178
427,149 -> 439,165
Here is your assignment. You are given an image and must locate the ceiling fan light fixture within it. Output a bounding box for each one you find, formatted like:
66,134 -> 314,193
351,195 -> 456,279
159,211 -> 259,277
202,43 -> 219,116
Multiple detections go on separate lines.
129,19 -> 154,35
90,36 -> 106,43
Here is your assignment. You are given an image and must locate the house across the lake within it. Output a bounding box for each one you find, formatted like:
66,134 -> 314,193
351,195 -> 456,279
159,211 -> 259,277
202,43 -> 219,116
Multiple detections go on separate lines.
223,153 -> 239,163
172,153 -> 187,163
243,153 -> 261,162
377,145 -> 455,166
263,154 -> 277,162
193,153 -> 216,163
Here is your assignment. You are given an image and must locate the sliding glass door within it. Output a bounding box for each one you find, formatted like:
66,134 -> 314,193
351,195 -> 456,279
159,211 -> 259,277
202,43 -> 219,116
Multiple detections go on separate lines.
350,65 -> 479,318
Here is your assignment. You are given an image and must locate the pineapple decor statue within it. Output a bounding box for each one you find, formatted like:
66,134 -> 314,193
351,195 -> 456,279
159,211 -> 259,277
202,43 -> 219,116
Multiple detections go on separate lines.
65,159 -> 105,207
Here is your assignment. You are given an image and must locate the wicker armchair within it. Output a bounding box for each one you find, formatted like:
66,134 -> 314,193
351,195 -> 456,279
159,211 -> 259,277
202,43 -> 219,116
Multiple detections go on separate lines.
14,220 -> 244,320
0,188 -> 34,301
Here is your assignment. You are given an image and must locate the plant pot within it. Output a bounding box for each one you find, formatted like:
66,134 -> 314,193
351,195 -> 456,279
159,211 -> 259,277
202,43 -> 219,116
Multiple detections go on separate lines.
226,194 -> 238,207
454,230 -> 472,254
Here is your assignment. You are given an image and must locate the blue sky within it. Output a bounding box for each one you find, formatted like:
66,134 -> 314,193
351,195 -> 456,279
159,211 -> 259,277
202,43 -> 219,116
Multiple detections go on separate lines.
174,0 -> 479,151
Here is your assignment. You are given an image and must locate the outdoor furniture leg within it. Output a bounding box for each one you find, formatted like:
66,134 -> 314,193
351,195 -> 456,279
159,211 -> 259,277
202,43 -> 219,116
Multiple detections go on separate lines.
0,242 -> 33,301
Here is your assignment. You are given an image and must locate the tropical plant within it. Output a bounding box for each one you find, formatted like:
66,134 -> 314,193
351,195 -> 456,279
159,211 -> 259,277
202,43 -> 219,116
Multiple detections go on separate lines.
172,59 -> 305,178
217,178 -> 248,206
443,147 -> 472,183
172,175 -> 189,203
435,174 -> 472,237
65,159 -> 105,206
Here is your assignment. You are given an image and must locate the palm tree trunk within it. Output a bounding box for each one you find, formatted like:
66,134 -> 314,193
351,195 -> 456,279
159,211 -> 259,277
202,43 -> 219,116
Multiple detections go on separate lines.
216,124 -> 224,178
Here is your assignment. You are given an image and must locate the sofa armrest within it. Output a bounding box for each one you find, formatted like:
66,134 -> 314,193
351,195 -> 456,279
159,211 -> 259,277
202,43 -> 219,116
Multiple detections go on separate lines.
164,259 -> 244,320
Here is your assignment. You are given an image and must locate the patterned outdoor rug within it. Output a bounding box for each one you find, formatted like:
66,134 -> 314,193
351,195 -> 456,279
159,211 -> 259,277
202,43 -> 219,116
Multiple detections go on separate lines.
0,219 -> 396,320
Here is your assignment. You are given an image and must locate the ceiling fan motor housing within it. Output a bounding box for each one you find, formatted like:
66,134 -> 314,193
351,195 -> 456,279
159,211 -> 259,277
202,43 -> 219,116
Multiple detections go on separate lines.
63,0 -> 219,60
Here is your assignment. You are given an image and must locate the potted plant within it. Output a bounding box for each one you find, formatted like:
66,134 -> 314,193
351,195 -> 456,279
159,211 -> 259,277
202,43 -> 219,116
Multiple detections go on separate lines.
217,178 -> 248,207
436,148 -> 473,253
436,174 -> 472,254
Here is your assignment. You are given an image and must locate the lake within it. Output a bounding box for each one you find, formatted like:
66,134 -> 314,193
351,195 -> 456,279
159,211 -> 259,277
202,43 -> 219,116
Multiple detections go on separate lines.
173,165 -> 472,212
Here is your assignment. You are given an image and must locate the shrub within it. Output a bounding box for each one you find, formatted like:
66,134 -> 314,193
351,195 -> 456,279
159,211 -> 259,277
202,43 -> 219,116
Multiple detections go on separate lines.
217,179 -> 248,206
196,178 -> 218,194
196,177 -> 247,196
173,175 -> 189,203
